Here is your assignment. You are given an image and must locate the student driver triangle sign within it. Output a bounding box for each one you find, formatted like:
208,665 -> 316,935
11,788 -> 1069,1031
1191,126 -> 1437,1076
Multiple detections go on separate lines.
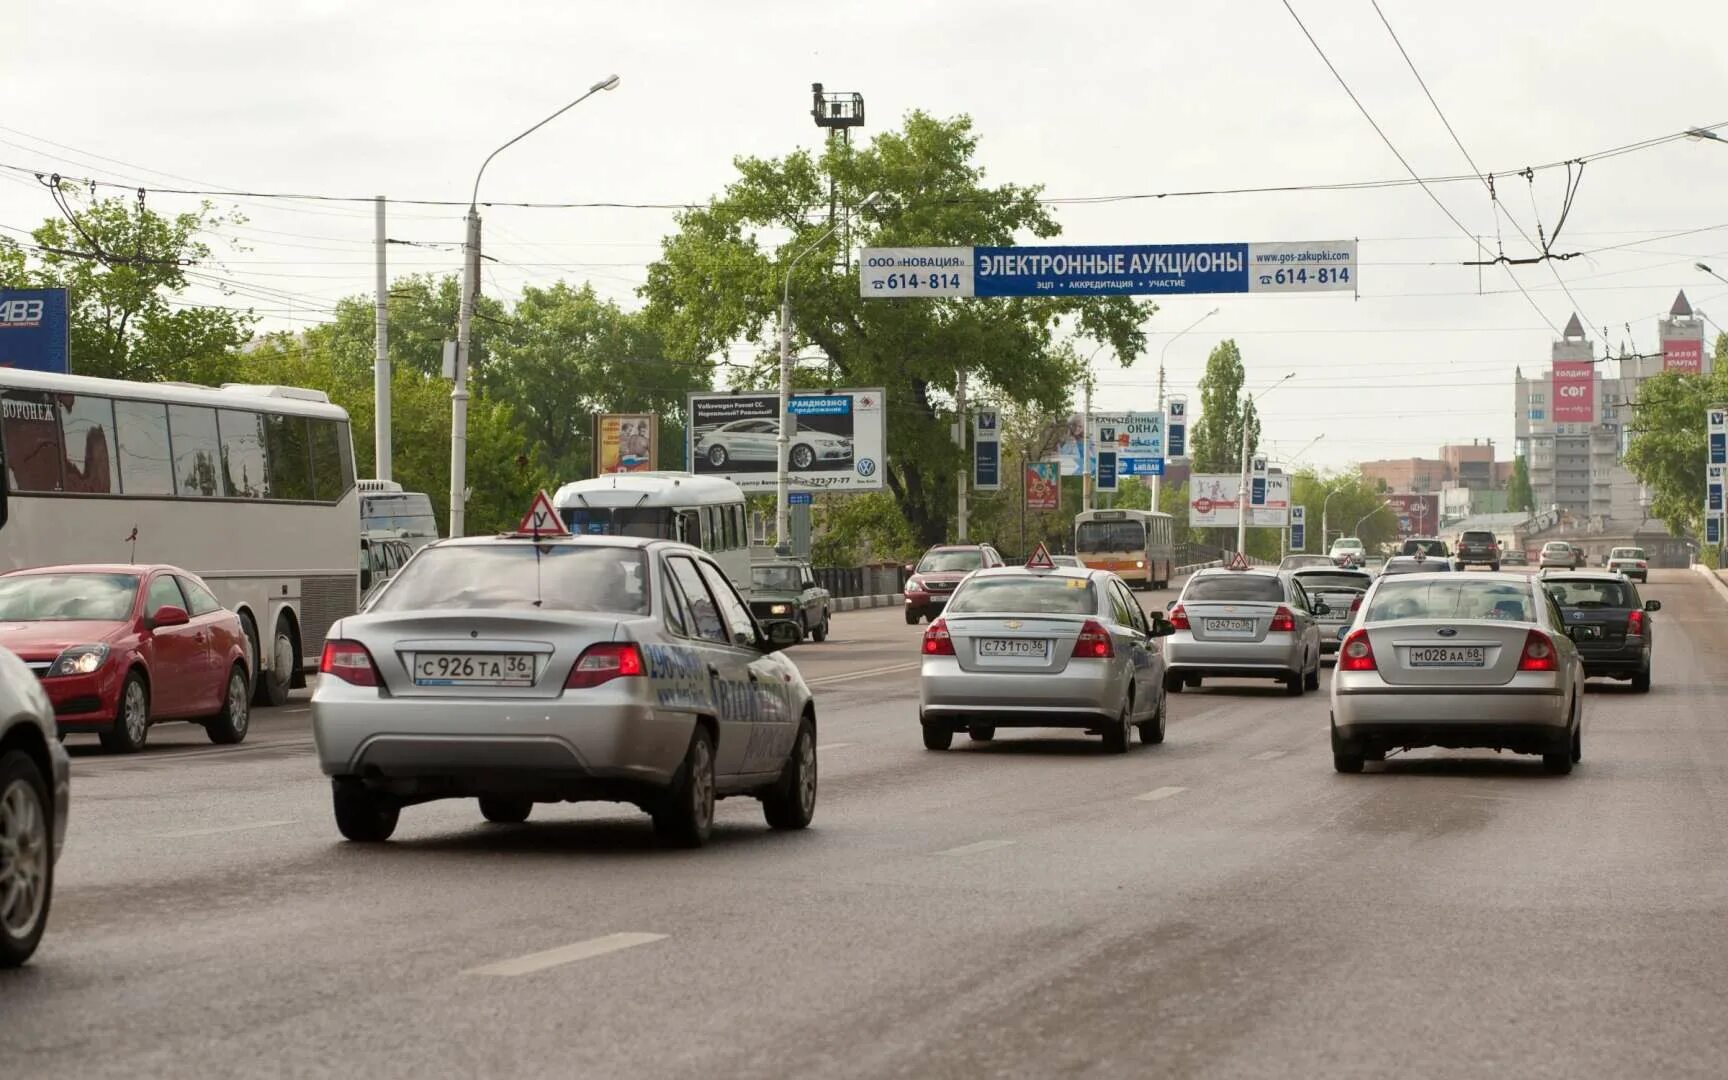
1026,542 -> 1056,569
515,490 -> 570,537
1227,551 -> 1251,570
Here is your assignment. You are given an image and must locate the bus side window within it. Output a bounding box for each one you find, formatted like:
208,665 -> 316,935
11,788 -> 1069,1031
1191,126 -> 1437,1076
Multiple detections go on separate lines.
678,509 -> 700,545
726,503 -> 741,550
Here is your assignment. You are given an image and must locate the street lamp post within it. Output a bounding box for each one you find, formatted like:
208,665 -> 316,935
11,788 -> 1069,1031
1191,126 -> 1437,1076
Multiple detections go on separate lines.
1235,373 -> 1295,556
1698,262 -> 1728,289
1321,485 -> 1347,552
776,191 -> 881,549
1149,307 -> 1218,511
449,74 -> 620,538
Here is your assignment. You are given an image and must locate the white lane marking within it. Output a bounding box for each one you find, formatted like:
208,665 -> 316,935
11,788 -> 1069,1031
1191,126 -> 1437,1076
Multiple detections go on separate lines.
1134,786 -> 1188,802
808,661 -> 920,687
464,932 -> 669,977
818,742 -> 854,751
1251,750 -> 1287,761
157,820 -> 295,839
936,839 -> 1016,857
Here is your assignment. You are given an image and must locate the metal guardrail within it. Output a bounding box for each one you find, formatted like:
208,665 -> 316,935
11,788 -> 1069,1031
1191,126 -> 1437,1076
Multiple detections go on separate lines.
813,563 -> 908,599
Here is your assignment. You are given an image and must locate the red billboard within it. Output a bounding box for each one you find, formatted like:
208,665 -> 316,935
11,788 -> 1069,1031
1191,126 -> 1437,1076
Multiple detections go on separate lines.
1551,360 -> 1594,423
1385,493 -> 1439,540
1663,338 -> 1704,374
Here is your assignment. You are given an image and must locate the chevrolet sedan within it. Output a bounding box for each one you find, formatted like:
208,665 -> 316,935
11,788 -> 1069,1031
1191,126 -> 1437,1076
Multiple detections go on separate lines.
313,536 -> 812,848
918,566 -> 1174,753
1163,568 -> 1325,695
1330,573 -> 1586,775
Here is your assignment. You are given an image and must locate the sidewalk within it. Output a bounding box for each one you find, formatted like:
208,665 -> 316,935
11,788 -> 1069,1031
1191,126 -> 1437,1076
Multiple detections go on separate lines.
1699,565 -> 1728,606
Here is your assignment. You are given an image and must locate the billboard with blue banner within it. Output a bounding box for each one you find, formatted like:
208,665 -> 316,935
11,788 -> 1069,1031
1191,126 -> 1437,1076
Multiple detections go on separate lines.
861,242 -> 1357,299
0,289 -> 70,374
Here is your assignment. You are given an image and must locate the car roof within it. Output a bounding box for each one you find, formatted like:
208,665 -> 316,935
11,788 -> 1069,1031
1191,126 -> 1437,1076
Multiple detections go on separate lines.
2,563 -> 176,576
1538,569 -> 1627,581
434,534 -> 670,552
1193,566 -> 1280,578
1290,566 -> 1369,575
968,565 -> 1098,581
925,544 -> 990,553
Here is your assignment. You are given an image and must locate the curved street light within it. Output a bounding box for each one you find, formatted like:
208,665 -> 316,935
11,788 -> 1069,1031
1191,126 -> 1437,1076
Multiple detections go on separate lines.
448,75 -> 621,538
1235,373 -> 1296,555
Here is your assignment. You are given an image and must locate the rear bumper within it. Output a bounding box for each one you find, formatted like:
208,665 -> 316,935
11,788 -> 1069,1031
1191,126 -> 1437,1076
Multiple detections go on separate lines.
1334,721 -> 1568,755
919,658 -> 1125,722
1164,635 -> 1301,677
1578,643 -> 1648,675
1333,679 -> 1569,736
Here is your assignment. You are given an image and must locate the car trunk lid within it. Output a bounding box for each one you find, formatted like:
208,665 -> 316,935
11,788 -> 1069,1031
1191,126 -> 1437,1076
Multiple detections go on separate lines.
945,614 -> 1086,675
348,611 -> 624,699
1365,620 -> 1536,686
1181,601 -> 1282,643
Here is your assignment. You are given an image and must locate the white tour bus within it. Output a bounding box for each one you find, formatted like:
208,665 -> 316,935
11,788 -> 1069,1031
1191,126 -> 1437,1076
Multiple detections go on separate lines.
0,368 -> 361,705
552,471 -> 751,596
358,479 -> 440,552
1073,507 -> 1177,589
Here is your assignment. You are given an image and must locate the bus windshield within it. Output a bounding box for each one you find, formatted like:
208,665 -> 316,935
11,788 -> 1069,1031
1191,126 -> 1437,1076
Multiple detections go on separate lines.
1076,520 -> 1146,553
560,506 -> 678,540
361,492 -> 438,538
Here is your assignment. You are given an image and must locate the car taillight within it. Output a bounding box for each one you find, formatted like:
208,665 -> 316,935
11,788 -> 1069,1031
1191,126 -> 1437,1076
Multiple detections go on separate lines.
320,639 -> 379,687
1169,604 -> 1190,630
1339,629 -> 1376,671
1269,606 -> 1296,633
1348,594 -> 1363,614
1518,630 -> 1558,672
566,643 -> 644,688
1627,609 -> 1645,636
922,618 -> 955,656
1071,619 -> 1114,659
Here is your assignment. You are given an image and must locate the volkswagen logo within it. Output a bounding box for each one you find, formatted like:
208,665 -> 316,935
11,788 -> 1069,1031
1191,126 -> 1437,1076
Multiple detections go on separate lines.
1436,627 -> 1457,637
856,457 -> 877,477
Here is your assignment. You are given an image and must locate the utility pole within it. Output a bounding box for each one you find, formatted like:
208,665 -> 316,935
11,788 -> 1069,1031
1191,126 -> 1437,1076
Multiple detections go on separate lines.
1150,306 -> 1217,513
1150,361 -> 1165,512
373,196 -> 391,483
1082,377 -> 1094,513
775,289 -> 794,548
1235,401 -> 1252,555
955,369 -> 968,541
450,207 -> 479,538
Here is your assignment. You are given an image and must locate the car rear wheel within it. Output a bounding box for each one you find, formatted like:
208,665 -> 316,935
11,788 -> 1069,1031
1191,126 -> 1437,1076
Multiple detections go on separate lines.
1163,672 -> 1184,694
1102,701 -> 1132,754
1284,671 -> 1304,697
100,673 -> 150,754
332,780 -> 399,842
763,720 -> 817,830
1632,667 -> 1651,693
1542,713 -> 1576,775
921,723 -> 953,751
1137,688 -> 1167,745
967,725 -> 995,742
1303,660 -> 1321,692
905,608 -> 921,626
479,797 -> 533,824
0,751 -> 53,968
205,664 -> 251,745
1491,562 -> 1501,572
653,726 -> 716,848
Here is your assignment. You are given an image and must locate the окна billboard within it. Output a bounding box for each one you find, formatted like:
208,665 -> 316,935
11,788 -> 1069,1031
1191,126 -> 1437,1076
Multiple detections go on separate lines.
1551,360 -> 1594,423
686,388 -> 885,492
0,289 -> 70,374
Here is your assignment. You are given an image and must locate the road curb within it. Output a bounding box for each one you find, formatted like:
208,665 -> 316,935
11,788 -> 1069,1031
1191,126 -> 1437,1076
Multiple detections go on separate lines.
1692,564 -> 1728,607
835,593 -> 901,613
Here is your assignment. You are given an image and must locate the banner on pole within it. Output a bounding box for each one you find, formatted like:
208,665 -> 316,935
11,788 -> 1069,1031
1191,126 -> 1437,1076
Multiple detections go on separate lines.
1025,461 -> 1060,511
973,407 -> 1000,491
1166,396 -> 1187,458
1290,506 -> 1306,552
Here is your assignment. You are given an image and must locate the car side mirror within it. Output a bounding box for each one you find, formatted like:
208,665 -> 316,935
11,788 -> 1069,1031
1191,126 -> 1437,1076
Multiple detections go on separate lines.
1645,600 -> 1662,612
149,605 -> 190,629
1313,602 -> 1331,616
763,620 -> 802,651
1149,617 -> 1176,638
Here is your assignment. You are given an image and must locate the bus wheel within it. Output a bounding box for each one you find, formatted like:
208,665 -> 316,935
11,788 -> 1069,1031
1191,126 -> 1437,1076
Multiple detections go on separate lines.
253,617 -> 295,707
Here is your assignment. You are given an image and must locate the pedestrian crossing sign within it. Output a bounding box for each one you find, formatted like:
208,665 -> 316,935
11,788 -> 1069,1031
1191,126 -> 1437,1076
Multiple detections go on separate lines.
512,490 -> 571,538
1025,542 -> 1056,570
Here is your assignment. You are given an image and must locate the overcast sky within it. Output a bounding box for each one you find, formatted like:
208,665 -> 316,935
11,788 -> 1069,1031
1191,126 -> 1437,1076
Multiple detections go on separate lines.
4,0 -> 1726,471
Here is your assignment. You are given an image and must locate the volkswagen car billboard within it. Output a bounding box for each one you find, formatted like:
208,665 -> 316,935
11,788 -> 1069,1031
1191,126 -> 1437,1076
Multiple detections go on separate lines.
686,388 -> 886,492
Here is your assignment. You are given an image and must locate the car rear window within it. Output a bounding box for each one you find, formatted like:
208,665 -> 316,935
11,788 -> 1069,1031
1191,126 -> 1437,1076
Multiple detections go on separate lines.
1184,575 -> 1285,602
1400,539 -> 1448,556
370,545 -> 649,614
1379,559 -> 1450,575
1610,548 -> 1644,560
1544,579 -> 1633,608
1367,579 -> 1534,623
0,572 -> 139,621
947,576 -> 1096,615
1293,572 -> 1371,591
1462,531 -> 1495,542
917,549 -> 983,573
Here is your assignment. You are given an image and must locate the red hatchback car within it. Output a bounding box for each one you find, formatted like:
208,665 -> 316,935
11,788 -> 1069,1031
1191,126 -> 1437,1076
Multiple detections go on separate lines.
0,565 -> 252,753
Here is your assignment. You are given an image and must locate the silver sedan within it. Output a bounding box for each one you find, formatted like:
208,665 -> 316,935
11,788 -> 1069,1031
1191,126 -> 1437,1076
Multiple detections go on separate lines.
313,535 -> 812,848
1330,573 -> 1586,774
918,566 -> 1174,753
1162,568 -> 1325,695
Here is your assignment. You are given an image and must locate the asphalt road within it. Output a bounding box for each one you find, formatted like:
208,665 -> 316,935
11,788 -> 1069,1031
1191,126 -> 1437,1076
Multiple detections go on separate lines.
6,571 -> 1728,1079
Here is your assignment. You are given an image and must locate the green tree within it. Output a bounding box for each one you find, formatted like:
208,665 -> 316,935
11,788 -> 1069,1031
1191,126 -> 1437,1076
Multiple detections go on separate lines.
1290,468 -> 1398,554
1505,456 -> 1535,513
0,187 -> 253,381
1622,332 -> 1728,539
640,112 -> 1152,546
1188,340 -> 1261,475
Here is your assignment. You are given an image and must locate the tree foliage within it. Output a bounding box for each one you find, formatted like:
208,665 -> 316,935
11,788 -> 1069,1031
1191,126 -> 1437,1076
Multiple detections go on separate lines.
1505,456 -> 1535,513
1622,332 -> 1728,538
1188,340 -> 1261,475
640,112 -> 1153,546
0,189 -> 253,382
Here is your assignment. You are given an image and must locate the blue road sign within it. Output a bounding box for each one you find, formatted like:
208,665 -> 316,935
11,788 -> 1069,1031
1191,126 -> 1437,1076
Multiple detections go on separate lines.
974,440 -> 1000,490
1167,398 -> 1187,458
1096,450 -> 1118,492
1713,432 -> 1727,466
1709,515 -> 1722,546
0,289 -> 70,374
1120,457 -> 1164,476
1290,506 -> 1306,552
1251,476 -> 1266,506
788,492 -> 813,506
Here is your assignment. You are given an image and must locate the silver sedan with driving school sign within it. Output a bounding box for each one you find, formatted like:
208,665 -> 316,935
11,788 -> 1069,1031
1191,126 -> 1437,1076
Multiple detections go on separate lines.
917,546 -> 1176,754
312,512 -> 815,849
